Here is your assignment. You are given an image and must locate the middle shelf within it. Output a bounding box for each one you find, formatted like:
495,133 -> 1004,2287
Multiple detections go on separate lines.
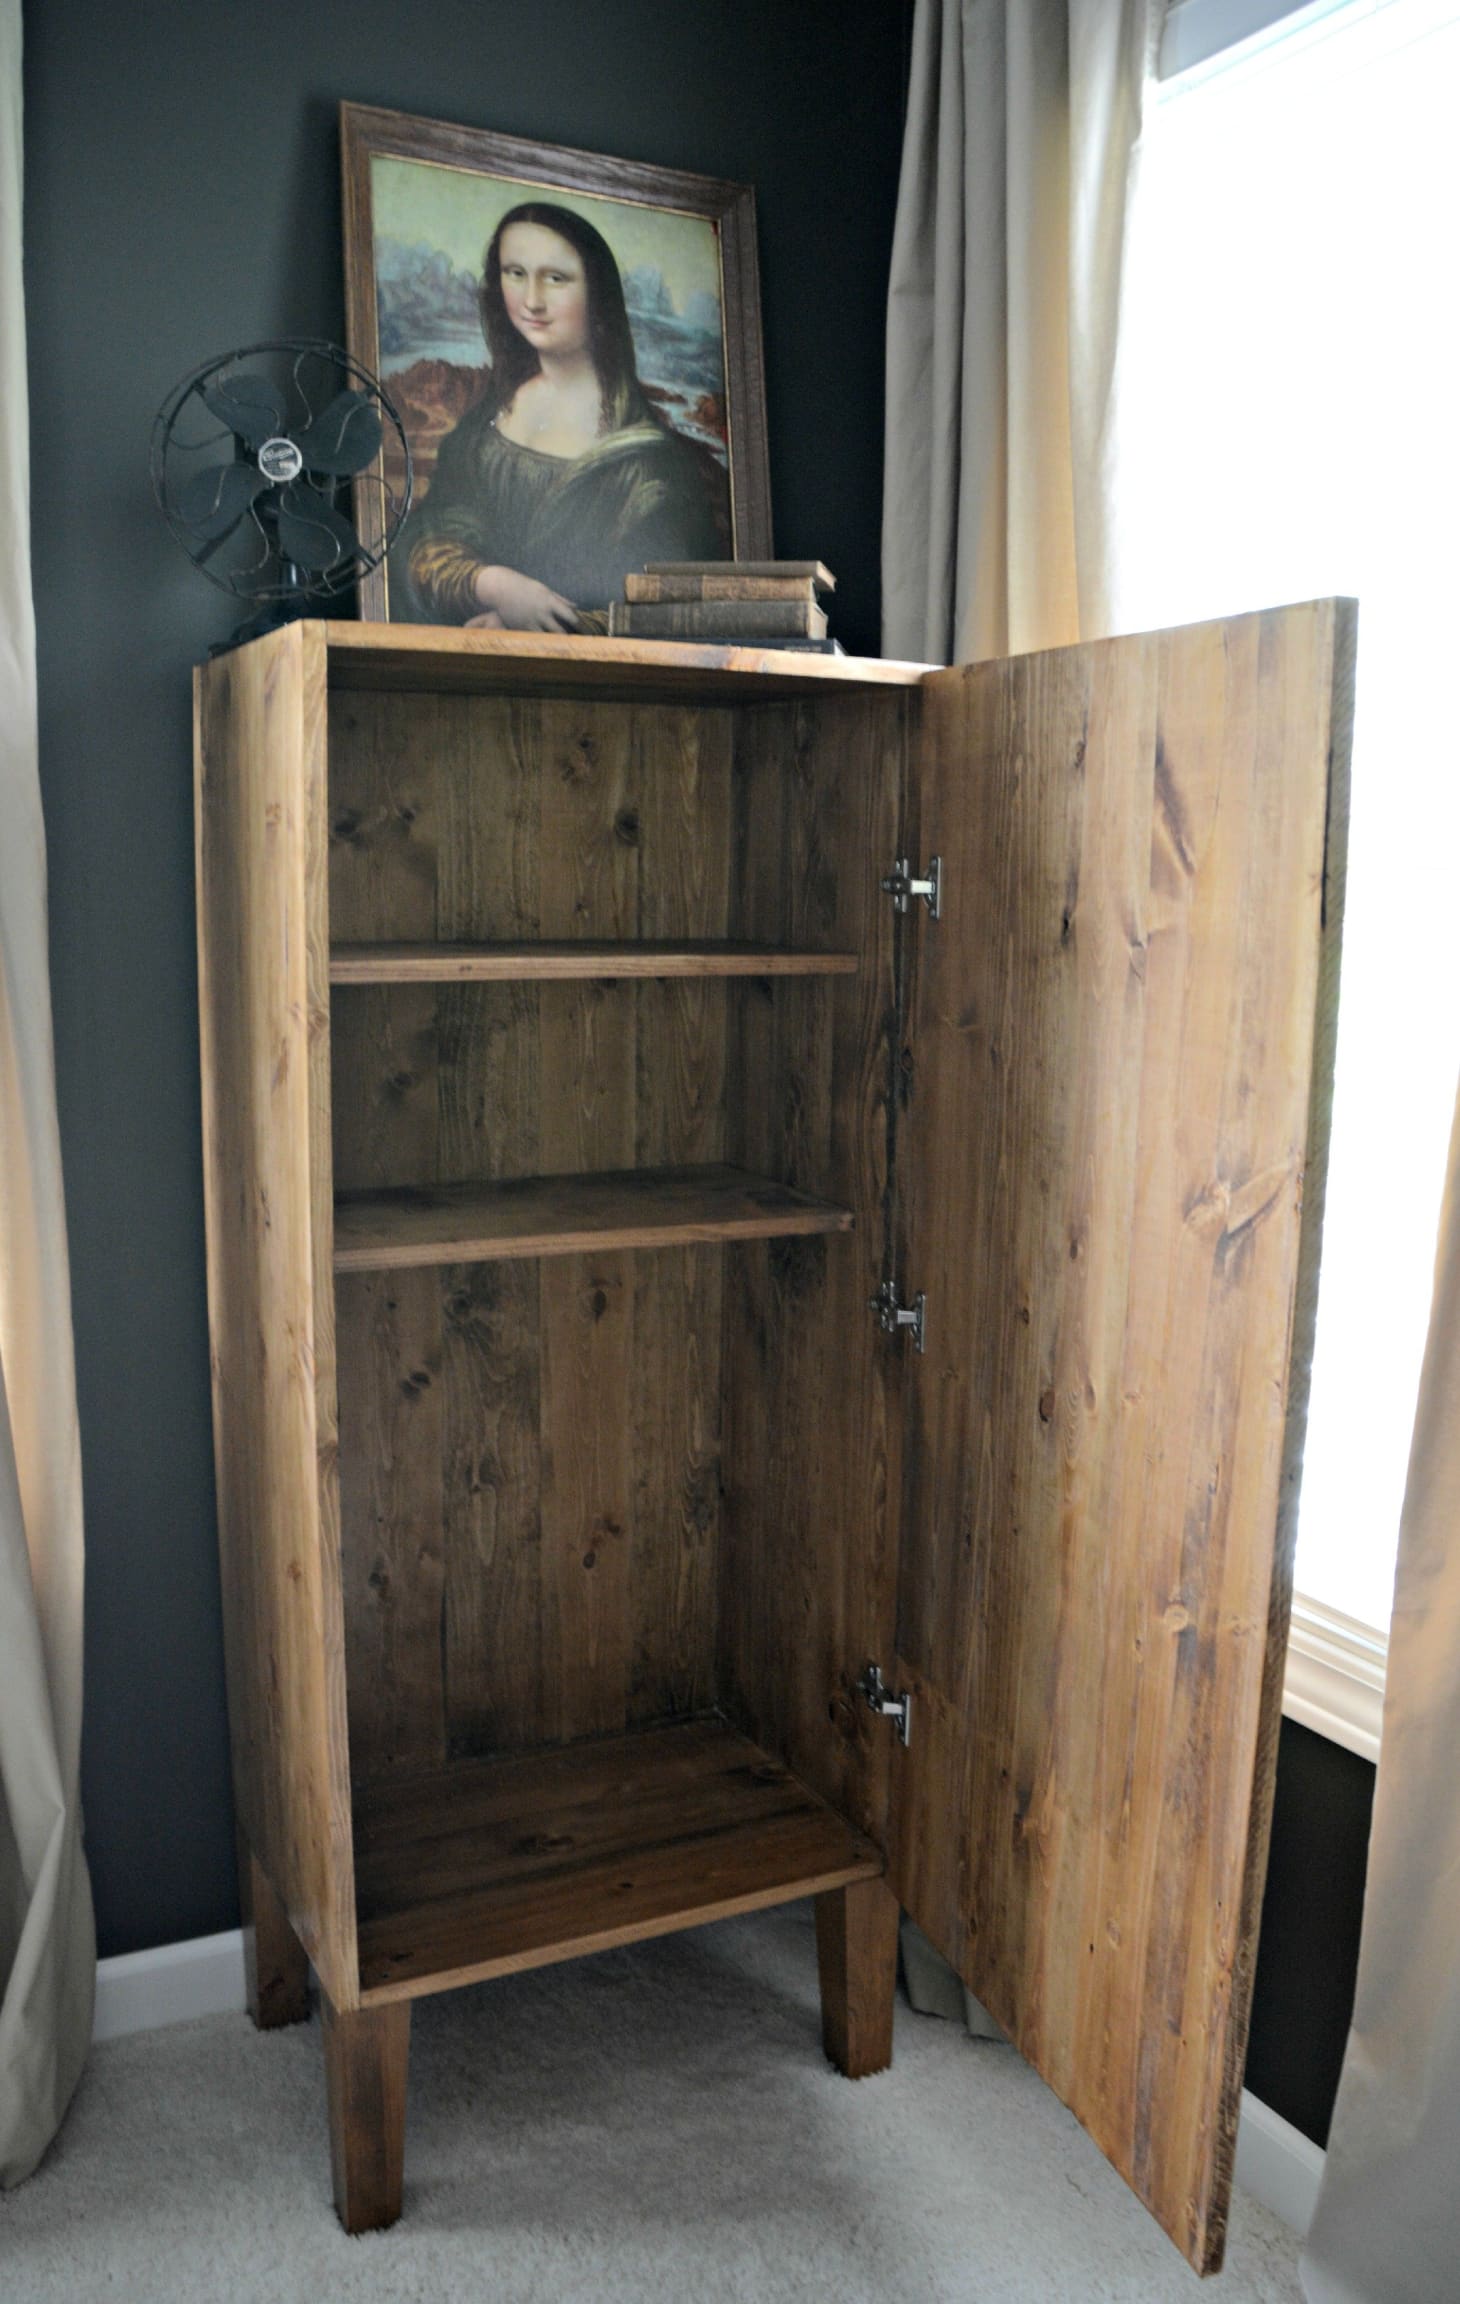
330,941 -> 859,984
332,1162 -> 854,1272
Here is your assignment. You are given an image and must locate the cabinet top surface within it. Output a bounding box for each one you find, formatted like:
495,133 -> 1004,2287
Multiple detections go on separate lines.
310,620 -> 933,702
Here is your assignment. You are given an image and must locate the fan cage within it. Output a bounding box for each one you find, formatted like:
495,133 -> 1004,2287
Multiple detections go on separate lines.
151,339 -> 412,609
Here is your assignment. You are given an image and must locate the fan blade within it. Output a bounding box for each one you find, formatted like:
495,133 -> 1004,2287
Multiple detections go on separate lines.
294,388 -> 383,476
175,459 -> 267,542
276,481 -> 356,572
201,374 -> 287,448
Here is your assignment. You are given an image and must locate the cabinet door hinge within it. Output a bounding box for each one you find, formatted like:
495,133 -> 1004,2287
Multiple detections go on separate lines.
871,1277 -> 926,1353
859,1661 -> 912,1746
881,853 -> 942,918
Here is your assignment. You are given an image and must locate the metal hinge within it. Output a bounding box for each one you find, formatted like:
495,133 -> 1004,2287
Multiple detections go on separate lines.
860,1661 -> 912,1746
871,1277 -> 926,1353
881,853 -> 942,918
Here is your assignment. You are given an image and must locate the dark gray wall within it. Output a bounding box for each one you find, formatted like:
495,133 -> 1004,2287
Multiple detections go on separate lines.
1246,1720 -> 1374,2146
22,0 -> 907,1958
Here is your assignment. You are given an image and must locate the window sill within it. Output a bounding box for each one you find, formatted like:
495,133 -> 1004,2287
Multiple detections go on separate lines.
1283,1593 -> 1387,1763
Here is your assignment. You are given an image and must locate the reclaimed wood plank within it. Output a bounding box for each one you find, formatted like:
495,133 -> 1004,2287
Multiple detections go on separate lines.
333,1165 -> 853,1271
329,941 -> 858,983
889,601 -> 1355,2274
237,1833 -> 310,2031
335,1270 -> 448,1777
194,623 -> 359,2007
351,1718 -> 883,2001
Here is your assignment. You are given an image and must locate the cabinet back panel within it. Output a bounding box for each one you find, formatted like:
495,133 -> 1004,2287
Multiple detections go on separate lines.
326,684 -> 902,1792
325,690 -> 736,942
336,1245 -> 722,1774
327,689 -> 738,1780
329,979 -> 734,1191
718,695 -> 909,1845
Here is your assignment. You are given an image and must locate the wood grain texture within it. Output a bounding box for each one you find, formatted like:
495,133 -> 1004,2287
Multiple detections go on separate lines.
333,1166 -> 853,1271
238,1834 -> 310,2031
352,1717 -> 884,2002
326,689 -> 744,1773
194,624 -> 359,2006
318,620 -> 930,701
815,1876 -> 900,2078
438,1260 -> 543,1758
330,942 -> 858,983
1214,598 -> 1356,2235
718,694 -> 908,1848
539,1252 -> 635,1742
321,1994 -> 411,2234
888,602 -> 1354,2273
334,1269 -> 448,1778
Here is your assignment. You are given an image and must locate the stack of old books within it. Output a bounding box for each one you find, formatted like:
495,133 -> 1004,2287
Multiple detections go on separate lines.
607,561 -> 837,650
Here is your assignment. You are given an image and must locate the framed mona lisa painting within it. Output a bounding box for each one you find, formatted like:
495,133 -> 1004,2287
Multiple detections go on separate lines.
340,103 -> 772,629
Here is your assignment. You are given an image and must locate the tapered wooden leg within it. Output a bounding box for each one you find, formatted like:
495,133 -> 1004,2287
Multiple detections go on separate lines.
237,1831 -> 310,2030
321,1993 -> 411,2234
815,1877 -> 899,2078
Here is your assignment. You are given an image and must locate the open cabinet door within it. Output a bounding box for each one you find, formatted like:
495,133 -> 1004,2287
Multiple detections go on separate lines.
887,603 -> 1355,2272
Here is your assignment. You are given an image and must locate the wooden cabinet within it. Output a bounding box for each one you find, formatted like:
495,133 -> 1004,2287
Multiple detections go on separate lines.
194,603 -> 1353,2273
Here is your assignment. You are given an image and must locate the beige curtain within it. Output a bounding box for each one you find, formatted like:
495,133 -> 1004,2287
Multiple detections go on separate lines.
0,0 -> 97,2186
1301,1077 -> 1460,2302
882,0 -> 1161,665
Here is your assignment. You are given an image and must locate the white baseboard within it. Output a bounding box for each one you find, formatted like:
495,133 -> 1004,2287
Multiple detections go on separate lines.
93,1929 -> 246,2044
1237,2087 -> 1326,2236
92,1931 -> 1328,2243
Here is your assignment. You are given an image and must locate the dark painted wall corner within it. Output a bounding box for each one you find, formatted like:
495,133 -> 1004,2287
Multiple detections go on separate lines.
22,0 -> 906,1957
1245,1718 -> 1376,2146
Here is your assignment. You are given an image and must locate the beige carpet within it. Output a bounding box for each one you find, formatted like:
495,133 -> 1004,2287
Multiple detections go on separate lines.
0,1905 -> 1303,2302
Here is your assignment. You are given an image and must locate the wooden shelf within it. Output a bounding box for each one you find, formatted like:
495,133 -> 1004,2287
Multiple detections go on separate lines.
330,941 -> 859,985
332,1163 -> 854,1272
352,1716 -> 884,2003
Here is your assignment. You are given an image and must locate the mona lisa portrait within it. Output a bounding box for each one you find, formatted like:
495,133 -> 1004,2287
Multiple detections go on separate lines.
341,105 -> 772,629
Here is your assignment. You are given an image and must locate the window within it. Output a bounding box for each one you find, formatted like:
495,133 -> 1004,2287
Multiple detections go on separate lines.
1110,0 -> 1460,1722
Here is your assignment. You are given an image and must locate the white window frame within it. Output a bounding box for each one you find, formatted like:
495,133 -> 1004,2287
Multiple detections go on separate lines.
1159,0 -> 1348,78
1283,1594 -> 1387,1761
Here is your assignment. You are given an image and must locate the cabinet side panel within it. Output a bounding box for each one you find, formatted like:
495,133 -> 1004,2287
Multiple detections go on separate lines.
890,602 -> 1353,2271
195,626 -> 357,2003
719,694 -> 906,1844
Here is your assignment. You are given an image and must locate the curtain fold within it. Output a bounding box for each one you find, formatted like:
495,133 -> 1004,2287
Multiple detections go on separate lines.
0,0 -> 97,2186
881,0 -> 1160,665
1301,1073 -> 1460,2302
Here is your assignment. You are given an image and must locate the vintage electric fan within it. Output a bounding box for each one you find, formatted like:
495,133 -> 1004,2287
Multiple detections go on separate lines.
151,340 -> 411,643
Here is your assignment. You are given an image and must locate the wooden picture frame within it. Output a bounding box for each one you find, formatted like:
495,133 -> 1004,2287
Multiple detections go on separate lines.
340,102 -> 772,627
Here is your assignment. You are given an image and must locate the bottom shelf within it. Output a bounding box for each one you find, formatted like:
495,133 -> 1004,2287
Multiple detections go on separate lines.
352,1716 -> 883,2003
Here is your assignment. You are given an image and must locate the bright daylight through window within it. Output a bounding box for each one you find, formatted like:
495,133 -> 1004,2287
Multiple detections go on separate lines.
1112,0 -> 1460,1637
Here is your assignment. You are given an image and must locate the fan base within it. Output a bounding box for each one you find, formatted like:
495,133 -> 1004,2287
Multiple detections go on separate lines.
210,588 -> 351,657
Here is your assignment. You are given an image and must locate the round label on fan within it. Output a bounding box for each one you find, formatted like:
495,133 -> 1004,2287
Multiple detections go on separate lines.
257,435 -> 304,484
